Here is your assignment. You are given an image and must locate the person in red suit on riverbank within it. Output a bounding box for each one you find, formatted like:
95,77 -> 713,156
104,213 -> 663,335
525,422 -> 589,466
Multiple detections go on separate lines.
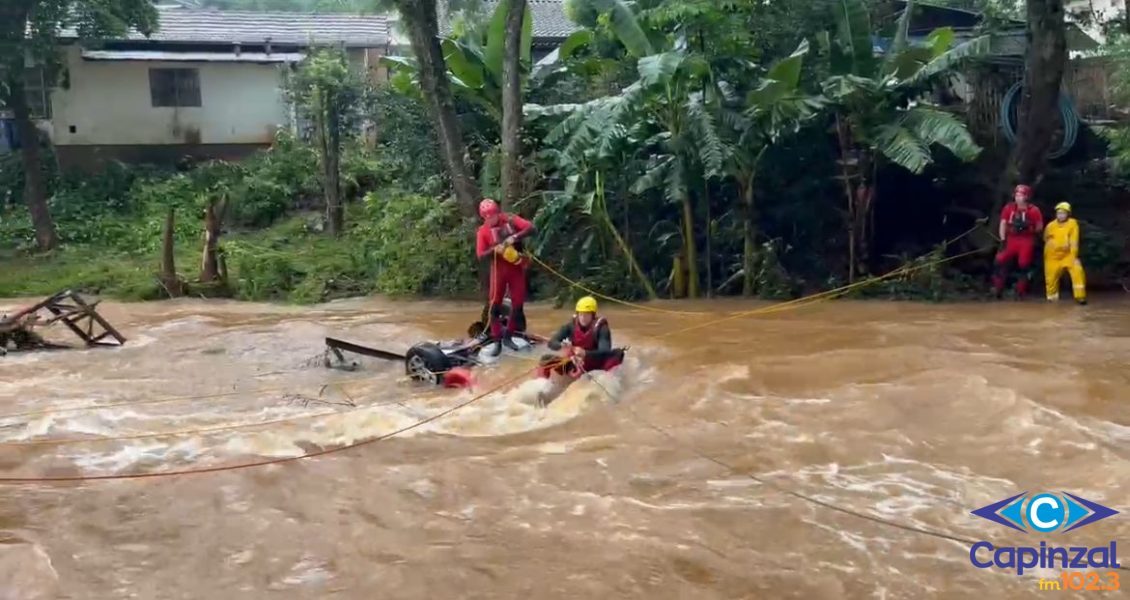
992,184 -> 1044,299
475,198 -> 536,355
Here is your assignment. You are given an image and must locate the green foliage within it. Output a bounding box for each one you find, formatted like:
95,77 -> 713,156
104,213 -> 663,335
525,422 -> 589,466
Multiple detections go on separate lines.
285,47 -> 370,138
1078,220 -> 1123,278
819,0 -> 990,176
382,0 -> 533,123
4,0 -> 1083,306
358,192 -> 478,297
368,86 -> 444,193
0,130 -> 379,254
1,0 -> 158,106
0,144 -> 59,209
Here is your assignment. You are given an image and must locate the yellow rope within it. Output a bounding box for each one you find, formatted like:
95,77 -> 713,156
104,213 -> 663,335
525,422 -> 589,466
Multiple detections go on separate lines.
527,223 -> 984,320
0,226 -> 984,446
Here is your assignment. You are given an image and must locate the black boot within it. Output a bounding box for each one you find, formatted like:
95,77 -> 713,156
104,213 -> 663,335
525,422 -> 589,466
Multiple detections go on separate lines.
1077,298 -> 1088,306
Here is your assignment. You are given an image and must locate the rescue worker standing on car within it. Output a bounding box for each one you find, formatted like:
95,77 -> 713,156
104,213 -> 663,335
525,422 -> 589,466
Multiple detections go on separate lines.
1043,202 -> 1087,305
476,198 -> 536,354
992,184 -> 1044,299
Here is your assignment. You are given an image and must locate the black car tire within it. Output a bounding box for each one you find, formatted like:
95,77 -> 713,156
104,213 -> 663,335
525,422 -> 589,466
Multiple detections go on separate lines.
405,342 -> 452,384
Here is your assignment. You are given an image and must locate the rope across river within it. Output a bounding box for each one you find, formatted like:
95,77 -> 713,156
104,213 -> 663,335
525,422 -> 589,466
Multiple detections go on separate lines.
0,226 -> 986,477
6,227 -> 1062,572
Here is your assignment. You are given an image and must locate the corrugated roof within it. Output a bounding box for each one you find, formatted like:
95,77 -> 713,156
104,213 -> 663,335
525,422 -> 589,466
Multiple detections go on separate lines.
438,0 -> 579,43
60,5 -> 389,47
81,49 -> 305,63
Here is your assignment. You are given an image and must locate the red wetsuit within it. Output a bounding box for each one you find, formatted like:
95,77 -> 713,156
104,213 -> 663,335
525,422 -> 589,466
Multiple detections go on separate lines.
476,213 -> 534,338
993,202 -> 1043,297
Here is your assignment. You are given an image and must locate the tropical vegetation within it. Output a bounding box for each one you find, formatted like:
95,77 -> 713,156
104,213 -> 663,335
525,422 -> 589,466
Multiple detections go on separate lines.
2,0 -> 1129,305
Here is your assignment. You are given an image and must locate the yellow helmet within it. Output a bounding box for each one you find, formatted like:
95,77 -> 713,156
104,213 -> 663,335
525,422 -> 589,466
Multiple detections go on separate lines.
574,296 -> 598,313
1055,202 -> 1072,213
501,245 -> 521,264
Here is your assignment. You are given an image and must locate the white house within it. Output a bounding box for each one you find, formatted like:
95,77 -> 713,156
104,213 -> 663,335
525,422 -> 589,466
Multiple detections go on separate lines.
34,5 -> 391,171
2,1 -> 578,170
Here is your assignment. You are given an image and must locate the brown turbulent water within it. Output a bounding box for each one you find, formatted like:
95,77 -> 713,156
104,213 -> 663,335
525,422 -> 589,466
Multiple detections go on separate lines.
1,295 -> 1128,599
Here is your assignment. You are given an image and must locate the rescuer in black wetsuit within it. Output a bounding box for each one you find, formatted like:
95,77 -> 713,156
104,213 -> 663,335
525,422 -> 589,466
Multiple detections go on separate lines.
537,296 -> 624,378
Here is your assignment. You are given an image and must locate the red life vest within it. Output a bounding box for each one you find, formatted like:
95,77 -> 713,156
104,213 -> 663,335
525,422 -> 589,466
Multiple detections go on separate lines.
490,215 -> 525,252
571,316 -> 606,351
1006,204 -> 1039,236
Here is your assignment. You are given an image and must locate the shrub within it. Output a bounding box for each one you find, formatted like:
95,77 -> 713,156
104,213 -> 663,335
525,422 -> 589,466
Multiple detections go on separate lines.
357,192 -> 478,297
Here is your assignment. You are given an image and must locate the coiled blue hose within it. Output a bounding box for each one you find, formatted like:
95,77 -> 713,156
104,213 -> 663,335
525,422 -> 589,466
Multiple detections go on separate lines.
1000,81 -> 1080,160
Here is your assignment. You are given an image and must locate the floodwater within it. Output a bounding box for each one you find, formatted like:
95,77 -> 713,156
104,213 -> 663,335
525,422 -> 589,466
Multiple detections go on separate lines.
0,295 -> 1128,599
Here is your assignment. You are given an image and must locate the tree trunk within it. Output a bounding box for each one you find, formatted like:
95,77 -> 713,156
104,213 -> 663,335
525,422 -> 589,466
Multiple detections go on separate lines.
741,178 -> 756,297
322,96 -> 344,236
680,191 -> 700,298
703,179 -> 712,298
200,198 -> 222,283
160,207 -> 184,297
856,179 -> 874,277
596,173 -> 656,299
835,115 -> 858,283
8,72 -> 58,251
397,0 -> 482,215
500,0 -> 527,207
999,0 -> 1067,213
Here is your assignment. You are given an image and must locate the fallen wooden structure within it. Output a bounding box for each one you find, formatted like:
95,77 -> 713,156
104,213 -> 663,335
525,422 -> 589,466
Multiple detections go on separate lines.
0,290 -> 126,353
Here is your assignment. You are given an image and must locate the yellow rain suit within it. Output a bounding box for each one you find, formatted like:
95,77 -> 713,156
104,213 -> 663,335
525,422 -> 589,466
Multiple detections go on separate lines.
1043,218 -> 1086,301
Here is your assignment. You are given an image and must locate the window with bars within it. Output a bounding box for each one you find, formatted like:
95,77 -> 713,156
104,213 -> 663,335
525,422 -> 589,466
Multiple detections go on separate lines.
0,68 -> 52,119
148,68 -> 202,107
23,68 -> 51,119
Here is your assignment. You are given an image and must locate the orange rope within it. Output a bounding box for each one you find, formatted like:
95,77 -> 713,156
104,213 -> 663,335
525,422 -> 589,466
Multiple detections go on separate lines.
0,397 -> 406,447
0,360 -> 566,483
0,226 -> 983,482
0,357 -> 571,483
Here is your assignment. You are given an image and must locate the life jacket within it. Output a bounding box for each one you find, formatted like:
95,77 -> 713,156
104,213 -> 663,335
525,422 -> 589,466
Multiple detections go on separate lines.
490,215 -> 525,253
570,316 -> 607,351
1008,204 -> 1037,235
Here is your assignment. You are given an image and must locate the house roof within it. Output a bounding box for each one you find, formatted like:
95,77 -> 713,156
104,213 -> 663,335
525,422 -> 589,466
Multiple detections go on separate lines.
437,0 -> 579,45
891,0 -> 1099,53
60,5 -> 390,47
515,0 -> 580,41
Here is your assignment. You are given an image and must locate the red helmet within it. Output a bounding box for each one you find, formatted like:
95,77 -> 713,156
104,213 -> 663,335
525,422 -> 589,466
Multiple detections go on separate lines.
1014,184 -> 1033,198
478,198 -> 500,220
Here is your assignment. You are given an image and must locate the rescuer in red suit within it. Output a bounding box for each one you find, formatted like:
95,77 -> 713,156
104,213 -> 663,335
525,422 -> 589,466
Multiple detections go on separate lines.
992,184 -> 1044,299
475,198 -> 536,355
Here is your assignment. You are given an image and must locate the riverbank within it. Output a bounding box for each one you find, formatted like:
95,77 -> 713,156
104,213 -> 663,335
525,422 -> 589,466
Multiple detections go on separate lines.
0,210 -> 469,304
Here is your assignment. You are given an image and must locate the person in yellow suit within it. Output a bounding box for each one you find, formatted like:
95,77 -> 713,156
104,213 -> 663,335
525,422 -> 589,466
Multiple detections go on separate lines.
1043,202 -> 1087,305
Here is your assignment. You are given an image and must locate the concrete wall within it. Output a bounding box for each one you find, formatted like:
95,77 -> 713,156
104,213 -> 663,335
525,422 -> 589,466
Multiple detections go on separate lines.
1068,0 -> 1124,19
49,45 -> 289,148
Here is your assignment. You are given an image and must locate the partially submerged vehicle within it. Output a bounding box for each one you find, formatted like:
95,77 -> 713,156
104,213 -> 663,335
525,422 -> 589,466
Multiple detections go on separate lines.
323,300 -> 543,386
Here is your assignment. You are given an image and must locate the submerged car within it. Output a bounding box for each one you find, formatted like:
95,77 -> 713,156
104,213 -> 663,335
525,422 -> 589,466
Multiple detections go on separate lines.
323,300 -> 542,386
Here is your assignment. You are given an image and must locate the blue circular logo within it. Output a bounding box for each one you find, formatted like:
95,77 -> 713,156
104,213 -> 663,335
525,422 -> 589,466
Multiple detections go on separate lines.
1026,493 -> 1066,532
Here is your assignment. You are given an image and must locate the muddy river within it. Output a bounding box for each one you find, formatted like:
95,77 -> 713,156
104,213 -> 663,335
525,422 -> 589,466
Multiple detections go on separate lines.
1,296 -> 1128,599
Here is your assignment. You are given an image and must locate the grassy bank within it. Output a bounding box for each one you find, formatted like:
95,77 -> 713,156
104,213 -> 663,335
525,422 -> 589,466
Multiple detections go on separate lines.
0,201 -> 479,304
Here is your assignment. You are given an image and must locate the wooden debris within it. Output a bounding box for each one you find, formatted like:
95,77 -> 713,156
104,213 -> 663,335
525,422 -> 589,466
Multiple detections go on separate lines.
0,290 -> 126,353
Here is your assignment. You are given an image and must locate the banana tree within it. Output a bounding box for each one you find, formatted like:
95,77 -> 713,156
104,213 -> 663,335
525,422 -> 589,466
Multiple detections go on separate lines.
526,82 -> 658,298
720,40 -> 823,296
624,50 -> 726,299
382,0 -> 533,124
819,0 -> 990,281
